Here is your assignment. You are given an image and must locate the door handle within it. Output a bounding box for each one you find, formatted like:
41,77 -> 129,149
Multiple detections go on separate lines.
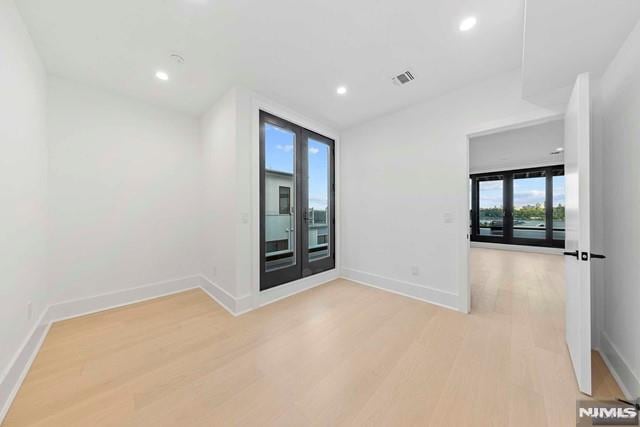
563,250 -> 579,259
581,251 -> 607,260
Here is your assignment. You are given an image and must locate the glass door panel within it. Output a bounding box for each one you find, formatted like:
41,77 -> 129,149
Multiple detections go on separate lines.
301,131 -> 335,277
513,171 -> 547,240
306,139 -> 330,262
478,177 -> 504,238
553,174 -> 566,241
264,122 -> 297,271
261,112 -> 303,290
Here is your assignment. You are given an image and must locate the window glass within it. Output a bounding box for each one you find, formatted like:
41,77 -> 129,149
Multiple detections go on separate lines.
264,123 -> 296,272
307,139 -> 330,261
553,175 -> 565,241
478,178 -> 504,236
513,171 -> 546,240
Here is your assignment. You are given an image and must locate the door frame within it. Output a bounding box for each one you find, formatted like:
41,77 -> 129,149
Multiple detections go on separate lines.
462,111 -> 565,313
259,111 -> 336,291
300,128 -> 336,277
251,93 -> 341,310
259,111 -> 305,290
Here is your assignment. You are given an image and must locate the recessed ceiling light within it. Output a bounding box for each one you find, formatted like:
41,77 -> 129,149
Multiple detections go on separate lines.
336,86 -> 347,95
155,70 -> 169,81
556,147 -> 564,152
459,16 -> 477,32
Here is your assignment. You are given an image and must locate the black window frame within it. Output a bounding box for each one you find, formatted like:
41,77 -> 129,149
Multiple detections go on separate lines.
470,164 -> 565,248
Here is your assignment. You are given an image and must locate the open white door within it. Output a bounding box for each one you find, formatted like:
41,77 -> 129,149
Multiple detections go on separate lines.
563,72 -> 592,395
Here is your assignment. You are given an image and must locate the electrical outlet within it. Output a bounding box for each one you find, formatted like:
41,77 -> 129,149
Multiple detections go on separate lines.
27,301 -> 33,320
411,265 -> 419,276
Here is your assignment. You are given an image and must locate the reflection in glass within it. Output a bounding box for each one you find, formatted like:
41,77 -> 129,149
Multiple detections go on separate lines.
478,178 -> 504,236
307,139 -> 330,261
264,123 -> 296,272
513,173 -> 546,240
553,175 -> 565,240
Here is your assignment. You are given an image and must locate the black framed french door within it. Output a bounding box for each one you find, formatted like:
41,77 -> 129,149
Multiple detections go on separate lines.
260,111 -> 335,291
470,165 -> 565,248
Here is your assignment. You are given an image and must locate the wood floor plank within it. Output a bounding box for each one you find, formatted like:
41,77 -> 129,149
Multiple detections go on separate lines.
2,249 -> 625,426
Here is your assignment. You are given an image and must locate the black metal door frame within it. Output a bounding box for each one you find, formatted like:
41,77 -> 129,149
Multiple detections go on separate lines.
260,111 -> 336,291
300,128 -> 336,277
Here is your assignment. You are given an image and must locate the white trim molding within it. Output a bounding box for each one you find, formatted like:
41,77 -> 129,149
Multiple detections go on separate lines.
0,312 -> 51,424
341,268 -> 460,312
198,275 -> 253,316
470,241 -> 565,255
257,269 -> 339,309
44,275 -> 202,323
599,332 -> 640,400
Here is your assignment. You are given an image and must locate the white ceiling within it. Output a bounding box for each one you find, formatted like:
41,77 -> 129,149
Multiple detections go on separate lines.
16,0 -> 524,128
522,0 -> 640,98
470,119 -> 564,173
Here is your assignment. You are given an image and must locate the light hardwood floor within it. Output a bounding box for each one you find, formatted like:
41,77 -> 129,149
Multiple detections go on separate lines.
3,249 -> 623,426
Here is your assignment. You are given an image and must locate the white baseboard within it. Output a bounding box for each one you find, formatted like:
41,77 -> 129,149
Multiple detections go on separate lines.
471,241 -> 564,255
0,274 -> 249,424
197,275 -> 252,316
599,332 -> 640,400
0,312 -> 51,424
257,268 -> 339,309
340,268 -> 459,312
45,275 -> 202,323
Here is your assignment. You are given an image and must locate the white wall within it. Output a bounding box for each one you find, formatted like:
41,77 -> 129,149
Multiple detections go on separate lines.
599,19 -> 640,398
0,0 -> 48,384
341,70 -> 564,311
200,88 -> 240,299
470,119 -> 564,174
47,76 -> 202,303
199,87 -> 254,309
201,88 -> 340,311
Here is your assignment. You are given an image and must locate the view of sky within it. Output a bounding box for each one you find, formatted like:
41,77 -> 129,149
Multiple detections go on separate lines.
478,176 -> 565,209
265,123 -> 329,210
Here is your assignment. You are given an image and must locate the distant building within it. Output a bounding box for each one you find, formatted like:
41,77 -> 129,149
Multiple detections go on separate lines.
265,169 -> 328,263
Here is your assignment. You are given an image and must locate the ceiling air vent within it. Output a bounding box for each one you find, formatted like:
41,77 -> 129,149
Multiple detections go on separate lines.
392,70 -> 415,86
